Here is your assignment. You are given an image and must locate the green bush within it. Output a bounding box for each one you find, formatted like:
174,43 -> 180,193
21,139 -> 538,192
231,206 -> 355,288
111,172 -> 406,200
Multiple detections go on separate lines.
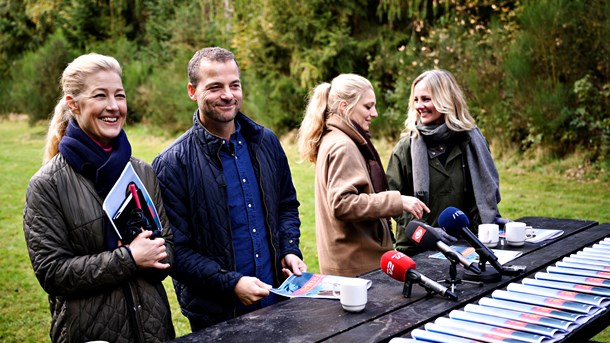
10,32 -> 74,124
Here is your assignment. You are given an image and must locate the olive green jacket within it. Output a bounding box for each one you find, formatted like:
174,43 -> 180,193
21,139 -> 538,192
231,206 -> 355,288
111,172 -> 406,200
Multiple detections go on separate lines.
23,155 -> 175,343
386,133 -> 476,255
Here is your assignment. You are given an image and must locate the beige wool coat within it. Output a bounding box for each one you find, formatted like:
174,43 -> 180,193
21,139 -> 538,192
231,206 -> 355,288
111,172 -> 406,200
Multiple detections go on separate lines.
315,116 -> 403,277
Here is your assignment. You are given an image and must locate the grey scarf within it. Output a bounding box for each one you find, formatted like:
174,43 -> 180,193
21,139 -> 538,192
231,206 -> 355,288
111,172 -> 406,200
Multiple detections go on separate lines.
411,124 -> 501,223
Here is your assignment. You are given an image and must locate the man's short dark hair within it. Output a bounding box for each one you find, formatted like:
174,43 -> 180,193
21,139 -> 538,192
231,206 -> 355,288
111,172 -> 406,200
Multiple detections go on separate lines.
187,47 -> 240,86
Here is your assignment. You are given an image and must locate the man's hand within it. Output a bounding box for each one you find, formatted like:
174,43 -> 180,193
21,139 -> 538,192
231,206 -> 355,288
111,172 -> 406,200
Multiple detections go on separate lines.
234,276 -> 272,306
281,253 -> 307,277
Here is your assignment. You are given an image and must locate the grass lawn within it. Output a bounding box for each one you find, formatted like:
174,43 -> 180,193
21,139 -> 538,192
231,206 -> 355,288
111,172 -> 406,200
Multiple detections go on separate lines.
1,119 -> 609,341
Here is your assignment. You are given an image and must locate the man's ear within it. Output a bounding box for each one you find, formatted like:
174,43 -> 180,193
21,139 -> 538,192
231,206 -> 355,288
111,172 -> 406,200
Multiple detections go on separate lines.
66,95 -> 79,114
187,83 -> 197,101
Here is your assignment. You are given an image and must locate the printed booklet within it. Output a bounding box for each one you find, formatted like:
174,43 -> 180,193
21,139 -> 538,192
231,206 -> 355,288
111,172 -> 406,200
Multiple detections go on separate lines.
429,245 -> 522,266
491,289 -> 604,316
535,271 -> 610,288
498,227 -> 564,244
506,283 -> 610,308
102,162 -> 163,240
449,308 -> 564,338
521,277 -> 610,298
464,303 -> 576,332
271,272 -> 371,299
434,316 -> 561,343
409,329 -> 480,343
477,297 -> 591,325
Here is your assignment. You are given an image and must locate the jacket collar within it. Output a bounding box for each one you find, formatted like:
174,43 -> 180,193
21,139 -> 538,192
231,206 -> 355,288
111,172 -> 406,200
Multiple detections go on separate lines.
192,109 -> 264,155
325,115 -> 367,146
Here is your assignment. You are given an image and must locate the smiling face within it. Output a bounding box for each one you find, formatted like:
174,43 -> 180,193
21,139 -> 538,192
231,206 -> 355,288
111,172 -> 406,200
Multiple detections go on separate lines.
188,59 -> 242,138
68,70 -> 126,146
346,88 -> 378,132
413,81 -> 444,125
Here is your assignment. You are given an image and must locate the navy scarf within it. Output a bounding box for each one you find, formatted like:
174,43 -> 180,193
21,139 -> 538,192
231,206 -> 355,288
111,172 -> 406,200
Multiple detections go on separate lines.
59,119 -> 132,198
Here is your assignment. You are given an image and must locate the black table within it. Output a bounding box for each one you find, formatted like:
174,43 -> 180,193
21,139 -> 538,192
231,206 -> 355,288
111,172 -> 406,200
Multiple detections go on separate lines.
170,217 -> 610,342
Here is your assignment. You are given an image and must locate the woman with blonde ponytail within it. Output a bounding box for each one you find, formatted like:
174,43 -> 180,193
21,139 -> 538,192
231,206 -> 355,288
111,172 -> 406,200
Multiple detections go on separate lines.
24,53 -> 175,342
297,74 -> 444,277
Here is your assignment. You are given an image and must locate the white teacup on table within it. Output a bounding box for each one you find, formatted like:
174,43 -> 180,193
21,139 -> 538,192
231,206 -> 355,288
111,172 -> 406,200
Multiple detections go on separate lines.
478,223 -> 499,248
332,278 -> 368,312
505,221 -> 528,246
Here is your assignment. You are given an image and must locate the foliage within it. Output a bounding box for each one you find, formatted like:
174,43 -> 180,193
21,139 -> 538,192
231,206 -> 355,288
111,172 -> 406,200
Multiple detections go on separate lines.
0,0 -> 608,166
499,0 -> 610,158
8,31 -> 74,123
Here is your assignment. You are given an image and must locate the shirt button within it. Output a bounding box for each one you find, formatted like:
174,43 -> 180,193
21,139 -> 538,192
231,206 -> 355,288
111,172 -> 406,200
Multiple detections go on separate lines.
253,229 -> 256,233
255,254 -> 259,258
248,204 -> 252,208
242,178 -> 246,183
238,141 -> 242,145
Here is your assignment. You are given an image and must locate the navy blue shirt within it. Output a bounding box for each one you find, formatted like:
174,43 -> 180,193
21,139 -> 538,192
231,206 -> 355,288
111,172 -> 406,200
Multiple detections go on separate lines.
219,122 -> 278,314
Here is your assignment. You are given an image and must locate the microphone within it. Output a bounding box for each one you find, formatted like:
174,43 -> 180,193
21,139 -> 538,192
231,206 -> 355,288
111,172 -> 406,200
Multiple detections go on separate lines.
405,221 -> 481,274
438,207 -> 503,274
380,250 -> 458,300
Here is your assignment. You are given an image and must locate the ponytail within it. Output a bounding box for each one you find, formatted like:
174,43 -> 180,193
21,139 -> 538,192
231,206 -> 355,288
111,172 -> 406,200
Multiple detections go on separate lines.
297,82 -> 331,163
43,98 -> 71,163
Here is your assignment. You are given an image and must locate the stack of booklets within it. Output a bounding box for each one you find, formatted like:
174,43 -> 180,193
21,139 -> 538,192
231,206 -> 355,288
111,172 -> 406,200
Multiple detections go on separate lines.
409,237 -> 610,343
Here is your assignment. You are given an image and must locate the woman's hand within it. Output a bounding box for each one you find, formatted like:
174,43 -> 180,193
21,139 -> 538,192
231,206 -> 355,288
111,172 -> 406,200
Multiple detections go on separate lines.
126,230 -> 170,270
401,196 -> 430,220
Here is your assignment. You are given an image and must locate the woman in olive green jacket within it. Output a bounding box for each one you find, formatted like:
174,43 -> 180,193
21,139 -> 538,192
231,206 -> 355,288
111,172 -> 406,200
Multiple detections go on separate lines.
387,69 -> 507,256
23,53 -> 174,342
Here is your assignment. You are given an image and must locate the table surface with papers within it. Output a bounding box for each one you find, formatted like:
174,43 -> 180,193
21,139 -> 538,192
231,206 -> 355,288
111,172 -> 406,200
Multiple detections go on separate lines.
169,217 -> 610,343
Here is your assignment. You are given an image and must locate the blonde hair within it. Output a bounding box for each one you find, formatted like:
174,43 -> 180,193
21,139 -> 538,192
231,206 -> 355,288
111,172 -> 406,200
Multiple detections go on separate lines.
402,69 -> 475,138
297,73 -> 373,163
43,53 -> 122,163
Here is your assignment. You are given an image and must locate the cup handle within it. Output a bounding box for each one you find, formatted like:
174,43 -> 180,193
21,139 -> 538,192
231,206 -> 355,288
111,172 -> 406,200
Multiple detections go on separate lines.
332,283 -> 341,298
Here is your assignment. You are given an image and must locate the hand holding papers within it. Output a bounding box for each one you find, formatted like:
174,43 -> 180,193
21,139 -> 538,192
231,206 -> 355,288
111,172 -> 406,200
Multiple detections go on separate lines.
103,162 -> 163,243
271,272 -> 371,299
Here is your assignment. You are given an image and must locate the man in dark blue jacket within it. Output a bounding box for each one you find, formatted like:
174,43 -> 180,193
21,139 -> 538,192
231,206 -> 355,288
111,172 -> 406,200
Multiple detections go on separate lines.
152,47 -> 307,331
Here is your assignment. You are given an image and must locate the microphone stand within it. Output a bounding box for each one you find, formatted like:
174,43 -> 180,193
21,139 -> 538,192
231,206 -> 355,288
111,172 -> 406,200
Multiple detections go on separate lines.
463,247 -> 502,283
437,251 -> 483,293
402,270 -> 455,299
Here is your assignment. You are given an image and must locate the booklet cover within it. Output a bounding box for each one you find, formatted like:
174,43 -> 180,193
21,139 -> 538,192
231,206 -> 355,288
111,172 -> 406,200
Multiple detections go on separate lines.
450,309 -> 562,338
524,228 -> 564,244
271,272 -> 371,299
478,297 -> 590,325
410,328 -> 480,343
491,289 -> 603,315
429,245 -> 522,266
521,277 -> 610,297
547,266 -> 610,280
507,283 -> 610,308
464,303 -> 576,332
434,317 -> 558,343
575,251 -> 610,262
535,272 -> 610,288
555,261 -> 610,272
102,162 -> 163,240
565,255 -> 610,265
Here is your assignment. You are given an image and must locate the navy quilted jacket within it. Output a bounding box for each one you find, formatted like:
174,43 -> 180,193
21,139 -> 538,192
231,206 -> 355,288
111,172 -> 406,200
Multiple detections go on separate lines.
152,111 -> 302,328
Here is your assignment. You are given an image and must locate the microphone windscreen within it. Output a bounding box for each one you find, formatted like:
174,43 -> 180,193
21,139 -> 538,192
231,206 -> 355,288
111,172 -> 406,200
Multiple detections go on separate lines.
438,207 -> 469,237
405,220 -> 439,250
380,250 -> 416,283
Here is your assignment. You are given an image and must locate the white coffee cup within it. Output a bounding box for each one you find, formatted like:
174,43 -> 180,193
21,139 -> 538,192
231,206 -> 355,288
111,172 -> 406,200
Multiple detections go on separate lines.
332,278 -> 368,312
478,224 -> 499,248
505,221 -> 527,246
